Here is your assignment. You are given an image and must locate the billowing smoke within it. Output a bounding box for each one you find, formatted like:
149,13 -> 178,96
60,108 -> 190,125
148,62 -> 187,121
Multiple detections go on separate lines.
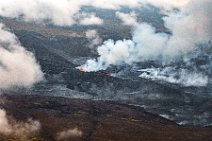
0,23 -> 43,90
0,109 -> 41,139
0,0 -> 210,87
0,0 -> 141,26
79,0 -> 211,86
80,23 -> 169,71
162,0 -> 212,58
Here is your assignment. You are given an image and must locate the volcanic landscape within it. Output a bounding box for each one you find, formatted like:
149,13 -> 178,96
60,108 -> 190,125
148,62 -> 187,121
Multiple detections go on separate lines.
0,1 -> 211,141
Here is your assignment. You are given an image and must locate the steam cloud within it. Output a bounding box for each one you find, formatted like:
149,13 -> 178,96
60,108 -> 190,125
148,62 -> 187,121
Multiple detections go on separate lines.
0,23 -> 43,90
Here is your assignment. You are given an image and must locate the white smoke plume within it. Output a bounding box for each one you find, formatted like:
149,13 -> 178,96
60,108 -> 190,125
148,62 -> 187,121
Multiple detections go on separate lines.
81,0 -> 211,70
162,0 -> 212,58
0,109 -> 41,138
90,0 -> 140,9
116,11 -> 138,26
0,0 -> 84,26
0,0 -> 196,27
0,0 -> 195,26
56,128 -> 82,141
78,12 -> 103,25
139,67 -> 208,87
0,23 -> 43,90
142,0 -> 190,9
85,29 -> 102,49
80,24 -> 169,71
0,0 -> 141,26
0,109 -> 11,134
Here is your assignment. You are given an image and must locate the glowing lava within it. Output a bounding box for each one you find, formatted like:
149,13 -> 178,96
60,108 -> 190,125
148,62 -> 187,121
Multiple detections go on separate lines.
77,67 -> 89,72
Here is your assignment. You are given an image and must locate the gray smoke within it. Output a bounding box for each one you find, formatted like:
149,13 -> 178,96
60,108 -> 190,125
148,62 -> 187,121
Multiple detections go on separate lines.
0,23 -> 43,90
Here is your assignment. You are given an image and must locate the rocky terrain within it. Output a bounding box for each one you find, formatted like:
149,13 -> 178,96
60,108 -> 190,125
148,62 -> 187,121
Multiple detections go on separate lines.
0,94 -> 212,141
0,13 -> 211,126
0,4 -> 211,141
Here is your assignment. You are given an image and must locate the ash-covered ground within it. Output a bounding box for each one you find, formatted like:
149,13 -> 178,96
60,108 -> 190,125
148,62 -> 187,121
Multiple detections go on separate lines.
1,5 -> 211,128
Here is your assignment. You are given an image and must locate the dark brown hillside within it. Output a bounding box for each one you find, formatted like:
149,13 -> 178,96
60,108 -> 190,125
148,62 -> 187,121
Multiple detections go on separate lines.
0,94 -> 211,141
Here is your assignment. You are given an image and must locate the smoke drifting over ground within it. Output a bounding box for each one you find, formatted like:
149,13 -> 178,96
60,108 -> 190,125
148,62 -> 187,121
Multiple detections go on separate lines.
0,0 -> 141,26
0,0 -> 204,27
116,12 -> 138,26
85,29 -> 102,49
0,23 -> 43,90
0,109 -> 41,139
77,12 -> 103,25
57,128 -> 82,141
0,1 -> 210,84
139,67 -> 208,87
80,0 -> 211,86
142,0 -> 190,9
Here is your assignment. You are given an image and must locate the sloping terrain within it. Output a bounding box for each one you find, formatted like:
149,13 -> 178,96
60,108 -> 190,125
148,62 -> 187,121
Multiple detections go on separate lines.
0,94 -> 212,141
1,17 -> 211,126
0,2 -> 211,141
